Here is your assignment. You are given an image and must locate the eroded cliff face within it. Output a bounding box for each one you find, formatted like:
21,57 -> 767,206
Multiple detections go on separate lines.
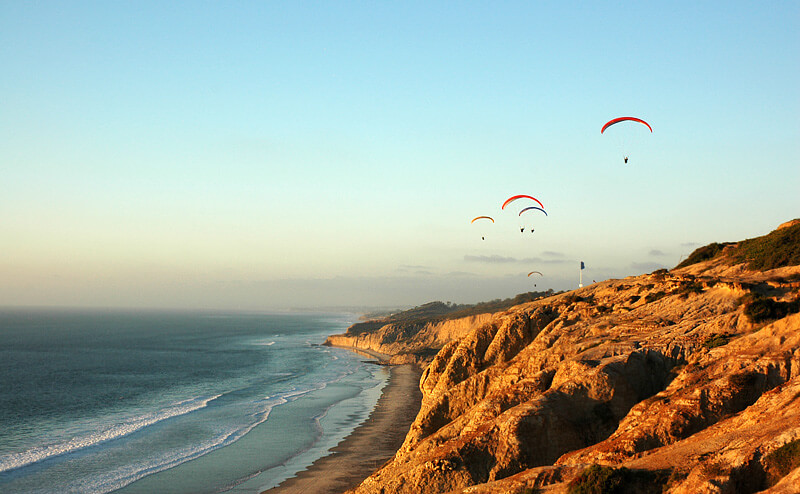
325,313 -> 496,366
327,238 -> 800,493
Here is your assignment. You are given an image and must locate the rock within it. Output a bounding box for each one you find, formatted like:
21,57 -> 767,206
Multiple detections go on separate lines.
326,227 -> 800,493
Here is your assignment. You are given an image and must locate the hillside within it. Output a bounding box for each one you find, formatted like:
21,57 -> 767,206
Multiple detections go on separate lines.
345,292 -> 556,337
326,221 -> 800,493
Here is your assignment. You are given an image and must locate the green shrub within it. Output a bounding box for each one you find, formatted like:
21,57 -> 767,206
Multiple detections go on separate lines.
348,290 -> 561,335
703,333 -> 733,349
743,298 -> 800,323
568,466 -> 671,494
733,222 -> 800,270
678,282 -> 704,295
675,221 -> 800,271
676,242 -> 733,268
568,465 -> 625,494
764,439 -> 800,486
645,291 -> 666,303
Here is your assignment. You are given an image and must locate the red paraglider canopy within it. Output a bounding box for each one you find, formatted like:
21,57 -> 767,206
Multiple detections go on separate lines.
502,195 -> 544,210
601,117 -> 653,134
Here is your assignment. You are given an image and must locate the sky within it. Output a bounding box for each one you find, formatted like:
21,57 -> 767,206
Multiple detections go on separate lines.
1,1 -> 798,310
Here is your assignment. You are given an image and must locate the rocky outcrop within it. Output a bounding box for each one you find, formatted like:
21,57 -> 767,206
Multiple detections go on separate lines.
329,223 -> 800,493
325,313 -> 496,366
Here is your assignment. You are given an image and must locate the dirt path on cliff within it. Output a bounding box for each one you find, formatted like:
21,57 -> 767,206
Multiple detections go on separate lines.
262,364 -> 422,494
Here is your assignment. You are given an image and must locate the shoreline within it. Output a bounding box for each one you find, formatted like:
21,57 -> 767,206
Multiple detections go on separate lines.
262,361 -> 422,494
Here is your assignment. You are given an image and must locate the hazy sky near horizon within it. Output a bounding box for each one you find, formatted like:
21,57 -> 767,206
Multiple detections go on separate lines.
2,1 -> 798,310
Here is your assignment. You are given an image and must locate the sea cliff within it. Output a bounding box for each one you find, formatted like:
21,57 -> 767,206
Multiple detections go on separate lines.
325,220 -> 800,493
325,313 -> 496,366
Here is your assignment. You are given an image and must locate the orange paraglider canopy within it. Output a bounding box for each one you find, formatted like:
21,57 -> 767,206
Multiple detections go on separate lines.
471,216 -> 494,223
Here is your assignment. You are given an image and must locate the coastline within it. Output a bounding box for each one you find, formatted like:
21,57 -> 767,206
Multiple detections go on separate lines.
262,362 -> 422,494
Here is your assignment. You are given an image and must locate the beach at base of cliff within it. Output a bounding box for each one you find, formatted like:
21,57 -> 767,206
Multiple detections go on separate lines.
263,363 -> 422,494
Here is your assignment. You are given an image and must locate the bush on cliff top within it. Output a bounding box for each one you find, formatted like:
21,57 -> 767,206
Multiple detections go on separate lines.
676,221 -> 800,271
347,291 -> 557,336
676,242 -> 733,269
733,221 -> 800,270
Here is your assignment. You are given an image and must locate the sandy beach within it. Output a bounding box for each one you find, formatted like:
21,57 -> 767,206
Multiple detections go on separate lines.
263,363 -> 422,494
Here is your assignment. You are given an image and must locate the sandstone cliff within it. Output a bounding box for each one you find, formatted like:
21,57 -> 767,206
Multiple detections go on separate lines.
325,313 -> 496,365
327,221 -> 800,493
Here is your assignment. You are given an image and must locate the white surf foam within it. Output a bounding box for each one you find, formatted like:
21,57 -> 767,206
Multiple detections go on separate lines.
0,394 -> 223,474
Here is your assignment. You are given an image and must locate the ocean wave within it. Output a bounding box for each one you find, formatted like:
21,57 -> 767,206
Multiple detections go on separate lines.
64,397 -> 287,494
81,421 -> 265,493
0,394 -> 223,474
249,338 -> 277,346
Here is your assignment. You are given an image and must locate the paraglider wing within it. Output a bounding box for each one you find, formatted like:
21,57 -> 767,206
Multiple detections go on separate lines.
601,117 -> 653,134
471,216 -> 494,223
518,206 -> 548,217
527,271 -> 543,277
502,195 -> 544,210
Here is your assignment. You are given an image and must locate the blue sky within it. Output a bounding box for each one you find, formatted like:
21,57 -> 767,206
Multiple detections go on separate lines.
2,1 -> 798,309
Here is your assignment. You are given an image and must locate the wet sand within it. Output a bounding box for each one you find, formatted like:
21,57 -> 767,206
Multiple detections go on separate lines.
262,363 -> 422,494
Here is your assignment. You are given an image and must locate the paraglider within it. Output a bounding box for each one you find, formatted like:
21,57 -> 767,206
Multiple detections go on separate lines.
601,117 -> 652,164
471,216 -> 494,240
600,116 -> 653,134
527,270 -> 543,287
517,206 -> 547,234
519,206 -> 547,217
470,216 -> 494,224
502,195 -> 544,210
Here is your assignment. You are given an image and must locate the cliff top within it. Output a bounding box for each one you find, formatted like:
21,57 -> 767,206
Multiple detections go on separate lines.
337,219 -> 800,494
345,290 -> 556,336
676,219 -> 800,271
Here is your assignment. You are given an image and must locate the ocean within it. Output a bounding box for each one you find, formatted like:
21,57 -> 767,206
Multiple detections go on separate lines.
0,309 -> 388,494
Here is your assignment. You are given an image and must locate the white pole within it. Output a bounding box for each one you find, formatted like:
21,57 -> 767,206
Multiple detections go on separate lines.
579,262 -> 583,288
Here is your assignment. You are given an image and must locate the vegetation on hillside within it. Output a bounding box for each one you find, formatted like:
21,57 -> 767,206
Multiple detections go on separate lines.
763,439 -> 800,487
347,291 -> 557,336
676,220 -> 800,271
741,295 -> 800,323
567,465 -> 671,494
675,242 -> 733,269
732,221 -> 800,270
